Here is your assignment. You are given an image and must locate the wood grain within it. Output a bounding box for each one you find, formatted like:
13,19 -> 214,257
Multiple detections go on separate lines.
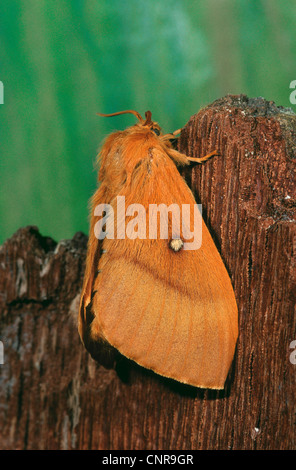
0,95 -> 295,450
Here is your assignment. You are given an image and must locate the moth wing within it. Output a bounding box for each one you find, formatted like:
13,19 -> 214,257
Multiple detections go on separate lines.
78,184 -> 120,368
86,149 -> 238,389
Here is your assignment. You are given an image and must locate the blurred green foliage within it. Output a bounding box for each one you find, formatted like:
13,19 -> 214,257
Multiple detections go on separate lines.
0,0 -> 295,243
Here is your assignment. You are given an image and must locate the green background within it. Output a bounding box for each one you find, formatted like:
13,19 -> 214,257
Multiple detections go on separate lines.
1,0 -> 295,244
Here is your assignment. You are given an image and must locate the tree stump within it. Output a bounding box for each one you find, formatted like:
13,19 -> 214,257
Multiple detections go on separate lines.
0,95 -> 295,450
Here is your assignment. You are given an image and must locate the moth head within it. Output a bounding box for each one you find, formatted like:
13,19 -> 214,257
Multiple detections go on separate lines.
97,109 -> 162,136
97,110 -> 185,188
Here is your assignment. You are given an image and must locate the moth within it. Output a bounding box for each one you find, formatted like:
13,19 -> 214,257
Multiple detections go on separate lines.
78,109 -> 238,389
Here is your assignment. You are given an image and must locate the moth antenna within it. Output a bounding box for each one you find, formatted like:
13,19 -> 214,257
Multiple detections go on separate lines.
144,110 -> 152,126
96,110 -> 144,123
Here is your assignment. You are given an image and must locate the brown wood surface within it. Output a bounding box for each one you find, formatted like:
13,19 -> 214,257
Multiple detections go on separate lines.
0,95 -> 295,450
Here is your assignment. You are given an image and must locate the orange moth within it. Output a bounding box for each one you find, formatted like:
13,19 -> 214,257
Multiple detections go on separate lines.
78,110 -> 238,389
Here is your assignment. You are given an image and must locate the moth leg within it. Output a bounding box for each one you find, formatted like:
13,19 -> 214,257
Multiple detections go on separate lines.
186,150 -> 219,163
160,128 -> 182,141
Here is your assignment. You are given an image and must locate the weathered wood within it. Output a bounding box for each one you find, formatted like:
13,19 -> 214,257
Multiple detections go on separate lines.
0,95 -> 295,450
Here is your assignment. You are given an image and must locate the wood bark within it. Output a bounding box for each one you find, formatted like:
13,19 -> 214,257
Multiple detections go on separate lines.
0,94 -> 295,450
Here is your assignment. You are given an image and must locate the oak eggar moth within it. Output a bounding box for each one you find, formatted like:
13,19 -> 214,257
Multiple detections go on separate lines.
78,110 -> 238,389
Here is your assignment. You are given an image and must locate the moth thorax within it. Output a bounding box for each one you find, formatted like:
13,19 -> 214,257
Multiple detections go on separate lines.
169,238 -> 184,252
